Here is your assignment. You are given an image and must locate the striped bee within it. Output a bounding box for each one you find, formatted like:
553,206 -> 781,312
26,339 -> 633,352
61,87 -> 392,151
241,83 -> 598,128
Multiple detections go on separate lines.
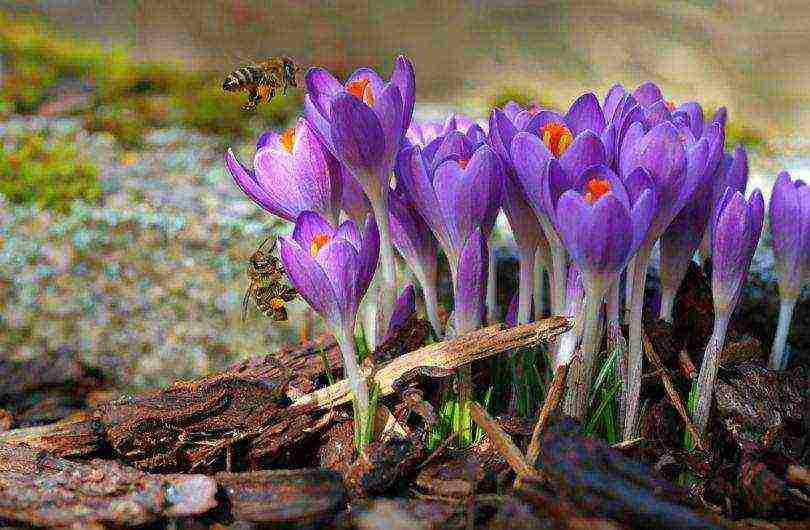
222,56 -> 301,111
242,237 -> 299,322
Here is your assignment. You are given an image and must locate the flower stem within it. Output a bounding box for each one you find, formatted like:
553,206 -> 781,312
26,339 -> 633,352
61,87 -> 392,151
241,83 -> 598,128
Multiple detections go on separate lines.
624,257 -> 635,319
607,280 -> 627,430
517,246 -> 536,325
368,187 -> 397,347
659,288 -> 676,323
335,325 -> 371,454
563,284 -> 604,419
533,250 -> 546,318
421,276 -> 444,339
624,243 -> 652,440
769,298 -> 796,370
538,215 -> 566,315
693,313 -> 730,436
486,237 -> 500,323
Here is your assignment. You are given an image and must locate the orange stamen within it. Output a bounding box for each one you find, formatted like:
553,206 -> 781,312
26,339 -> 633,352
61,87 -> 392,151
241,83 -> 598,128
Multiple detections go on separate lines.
458,159 -> 469,170
540,122 -> 574,157
270,297 -> 286,310
665,100 -> 676,112
584,178 -> 611,204
310,233 -> 330,257
346,78 -> 375,107
280,127 -> 296,153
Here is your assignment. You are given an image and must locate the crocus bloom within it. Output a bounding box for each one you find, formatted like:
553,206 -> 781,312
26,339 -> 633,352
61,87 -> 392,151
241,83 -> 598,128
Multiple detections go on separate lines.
455,227 -> 489,334
700,145 -> 750,264
620,121 -> 708,439
406,120 -> 444,148
389,187 -> 442,337
659,123 -> 726,321
226,117 -> 342,225
279,211 -> 379,451
304,55 -> 416,343
551,165 -> 655,419
768,172 -> 810,370
340,165 -> 372,228
693,188 -> 764,436
382,284 -> 416,343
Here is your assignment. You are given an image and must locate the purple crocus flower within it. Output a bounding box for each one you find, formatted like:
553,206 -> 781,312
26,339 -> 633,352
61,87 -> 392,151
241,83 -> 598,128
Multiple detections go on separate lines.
620,121 -> 708,440
279,211 -> 380,451
304,55 -> 416,343
659,123 -> 726,321
550,165 -> 656,419
693,188 -> 764,435
455,227 -> 489,334
700,145 -> 750,264
397,143 -> 503,284
406,120 -> 444,148
389,187 -> 442,337
340,166 -> 372,228
768,172 -> 810,369
226,117 -> 342,225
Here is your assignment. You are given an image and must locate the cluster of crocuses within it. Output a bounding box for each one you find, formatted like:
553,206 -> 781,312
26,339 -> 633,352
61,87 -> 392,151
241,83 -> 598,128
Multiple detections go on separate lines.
226,54 -> 806,450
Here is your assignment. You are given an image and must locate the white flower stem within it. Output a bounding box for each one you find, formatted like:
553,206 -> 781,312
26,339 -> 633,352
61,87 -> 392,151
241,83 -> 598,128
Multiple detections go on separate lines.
538,215 -> 566,315
607,280 -> 627,430
334,325 -> 371,453
659,288 -> 676,323
486,237 -> 500,323
624,243 -> 652,440
517,246 -> 536,325
563,283 -> 604,419
533,251 -> 546,318
368,187 -> 397,347
624,257 -> 635,319
693,313 -> 730,436
769,298 -> 796,370
421,277 -> 444,339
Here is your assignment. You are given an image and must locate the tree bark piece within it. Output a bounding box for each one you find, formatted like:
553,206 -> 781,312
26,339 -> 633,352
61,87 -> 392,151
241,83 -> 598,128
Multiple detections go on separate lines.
0,413 -> 103,457
525,363 -> 568,467
0,443 -> 217,527
216,468 -> 346,524
294,318 -> 571,411
468,402 -> 533,479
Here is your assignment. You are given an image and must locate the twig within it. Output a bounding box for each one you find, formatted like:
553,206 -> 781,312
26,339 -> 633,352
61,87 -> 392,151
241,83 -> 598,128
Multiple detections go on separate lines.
641,331 -> 706,451
419,431 -> 457,469
468,402 -> 535,478
293,318 -> 571,412
525,363 -> 568,467
611,437 -> 644,450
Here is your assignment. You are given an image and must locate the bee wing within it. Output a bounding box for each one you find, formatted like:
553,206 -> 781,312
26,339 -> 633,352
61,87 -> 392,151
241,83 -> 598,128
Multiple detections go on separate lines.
241,283 -> 255,322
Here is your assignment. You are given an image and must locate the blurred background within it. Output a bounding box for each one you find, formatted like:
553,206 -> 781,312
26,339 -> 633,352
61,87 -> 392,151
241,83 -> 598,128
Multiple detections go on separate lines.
1,1 -> 809,391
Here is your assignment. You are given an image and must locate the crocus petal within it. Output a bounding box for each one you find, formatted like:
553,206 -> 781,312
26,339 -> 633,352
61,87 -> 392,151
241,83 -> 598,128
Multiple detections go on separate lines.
340,166 -> 372,226
489,108 -> 518,163
503,174 -> 543,252
432,131 -> 475,168
464,145 -> 504,238
558,130 -> 606,178
292,118 -> 343,224
603,84 -> 628,124
724,146 -> 749,194
578,165 -> 630,210
346,67 -> 385,98
633,81 -> 664,108
511,132 -> 551,218
399,146 -> 449,248
619,122 -> 646,179
677,102 -> 705,139
526,110 -> 566,133
554,190 -> 590,266
355,215 -> 380,303
293,211 -> 335,250
389,189 -> 438,283
384,285 -> 416,341
315,238 -> 360,323
279,236 -> 338,324
630,189 -> 656,254
503,101 -> 523,121
623,166 -> 656,205
304,94 -> 335,154
373,83 -> 404,167
257,130 -> 283,151
645,100 -> 672,127
565,92 -> 606,136
770,172 -> 802,282
580,194 -> 632,275
305,67 -> 343,118
454,228 -> 488,331
391,55 -> 416,131
330,93 -> 385,180
711,107 -> 728,130
253,147 -> 303,220
335,219 -> 362,251
634,122 -> 687,198
225,149 -> 284,218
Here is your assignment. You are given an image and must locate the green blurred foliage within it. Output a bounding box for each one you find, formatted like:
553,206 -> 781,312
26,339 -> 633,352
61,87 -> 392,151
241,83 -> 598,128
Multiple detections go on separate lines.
0,11 -> 301,147
487,86 -> 555,113
0,132 -> 102,213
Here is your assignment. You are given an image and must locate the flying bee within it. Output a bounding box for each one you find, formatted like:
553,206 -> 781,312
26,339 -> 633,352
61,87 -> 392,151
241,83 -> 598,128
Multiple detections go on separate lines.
242,237 -> 298,322
222,56 -> 301,112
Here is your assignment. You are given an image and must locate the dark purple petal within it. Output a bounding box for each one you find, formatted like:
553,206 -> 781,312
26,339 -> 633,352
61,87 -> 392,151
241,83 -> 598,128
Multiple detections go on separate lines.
253,147 -> 301,220
619,121 -> 645,179
340,166 -> 372,226
525,110 -> 566,133
503,174 -> 543,254
623,166 -> 656,205
465,145 -> 504,238
554,190 -> 590,265
292,211 -> 336,250
770,172 -> 802,281
505,291 -> 519,328
630,189 -> 656,254
710,107 -> 728,130
603,84 -> 628,124
488,108 -> 518,163
315,238 -> 360,323
565,92 -> 606,136
305,67 -> 343,117
304,94 -> 335,154
384,285 -> 416,341
257,130 -> 282,151
503,101 -> 523,121
432,131 -> 475,168
578,165 -> 630,210
723,146 -> 749,194
334,219 -> 362,250
558,131 -> 606,179
373,83 -> 405,169
580,194 -> 632,274
330,93 -> 386,179
389,189 -> 438,283
712,190 -> 750,289
633,122 -> 687,198
601,121 -> 618,170
355,215 -> 380,303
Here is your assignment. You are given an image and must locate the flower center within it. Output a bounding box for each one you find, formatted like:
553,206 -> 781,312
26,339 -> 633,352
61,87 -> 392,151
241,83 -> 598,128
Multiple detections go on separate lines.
458,159 -> 469,170
665,100 -> 676,112
280,127 -> 296,153
584,178 -> 611,204
541,122 -> 573,157
310,233 -> 330,257
270,297 -> 286,310
346,78 -> 375,107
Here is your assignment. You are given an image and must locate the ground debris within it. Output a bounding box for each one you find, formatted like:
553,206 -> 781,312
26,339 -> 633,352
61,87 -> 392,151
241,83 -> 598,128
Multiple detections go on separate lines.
215,468 -> 345,524
0,442 -> 217,527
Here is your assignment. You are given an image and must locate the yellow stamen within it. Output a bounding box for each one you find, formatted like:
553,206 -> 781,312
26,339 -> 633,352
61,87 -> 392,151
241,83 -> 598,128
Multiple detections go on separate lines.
458,159 -> 469,170
310,233 -> 330,257
270,297 -> 286,310
540,122 -> 574,157
665,100 -> 676,112
280,127 -> 296,153
584,178 -> 611,204
346,78 -> 375,107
